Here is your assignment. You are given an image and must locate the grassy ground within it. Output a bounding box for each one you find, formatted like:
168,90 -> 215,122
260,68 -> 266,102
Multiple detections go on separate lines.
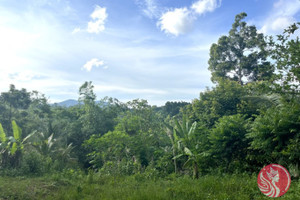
0,173 -> 299,200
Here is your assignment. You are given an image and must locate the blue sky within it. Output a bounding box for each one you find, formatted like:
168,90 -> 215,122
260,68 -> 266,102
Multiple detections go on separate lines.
1,0 -> 300,105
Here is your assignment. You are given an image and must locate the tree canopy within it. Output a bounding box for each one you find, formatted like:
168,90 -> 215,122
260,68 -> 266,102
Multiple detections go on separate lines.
208,12 -> 274,85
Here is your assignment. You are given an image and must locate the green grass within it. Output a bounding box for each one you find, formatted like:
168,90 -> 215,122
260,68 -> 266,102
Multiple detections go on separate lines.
0,173 -> 299,200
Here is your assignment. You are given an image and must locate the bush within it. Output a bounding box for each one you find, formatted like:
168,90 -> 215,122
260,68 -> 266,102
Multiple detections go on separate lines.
21,151 -> 46,175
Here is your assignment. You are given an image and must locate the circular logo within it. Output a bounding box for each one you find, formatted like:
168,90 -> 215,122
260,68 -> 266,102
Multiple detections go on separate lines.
257,164 -> 291,197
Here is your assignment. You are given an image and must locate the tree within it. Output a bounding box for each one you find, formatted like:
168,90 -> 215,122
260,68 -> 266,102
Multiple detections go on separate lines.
187,80 -> 247,128
78,81 -> 96,104
85,130 -> 131,170
0,85 -> 31,110
208,12 -> 273,85
269,22 -> 300,94
78,81 -> 100,137
209,114 -> 250,172
247,101 -> 300,166
162,101 -> 190,117
115,99 -> 164,167
0,85 -> 32,132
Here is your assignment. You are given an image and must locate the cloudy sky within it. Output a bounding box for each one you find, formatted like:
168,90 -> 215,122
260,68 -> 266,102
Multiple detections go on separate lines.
1,0 -> 300,105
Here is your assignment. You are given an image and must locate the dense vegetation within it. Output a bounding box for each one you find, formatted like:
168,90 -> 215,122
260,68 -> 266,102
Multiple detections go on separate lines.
0,13 -> 299,199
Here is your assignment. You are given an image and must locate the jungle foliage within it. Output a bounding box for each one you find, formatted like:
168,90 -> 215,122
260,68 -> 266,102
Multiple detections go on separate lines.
0,13 -> 299,199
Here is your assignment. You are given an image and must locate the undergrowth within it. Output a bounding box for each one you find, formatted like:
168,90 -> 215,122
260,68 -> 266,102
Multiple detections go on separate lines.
0,171 -> 299,200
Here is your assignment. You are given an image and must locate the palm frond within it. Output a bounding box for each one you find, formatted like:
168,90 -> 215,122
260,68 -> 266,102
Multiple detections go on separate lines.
242,94 -> 282,107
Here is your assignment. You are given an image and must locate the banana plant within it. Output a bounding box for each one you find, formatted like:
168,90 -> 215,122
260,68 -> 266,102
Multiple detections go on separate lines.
173,147 -> 200,179
29,131 -> 75,169
165,115 -> 197,174
30,132 -> 56,157
0,121 -> 36,168
165,122 -> 182,174
56,143 -> 75,167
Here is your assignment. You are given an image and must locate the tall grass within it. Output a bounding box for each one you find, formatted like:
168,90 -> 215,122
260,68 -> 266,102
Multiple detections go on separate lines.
0,173 -> 299,200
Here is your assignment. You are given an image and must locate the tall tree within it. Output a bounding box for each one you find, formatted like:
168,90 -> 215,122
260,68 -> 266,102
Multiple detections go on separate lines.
78,81 -> 96,104
0,85 -> 32,131
78,81 -> 99,137
208,12 -> 274,85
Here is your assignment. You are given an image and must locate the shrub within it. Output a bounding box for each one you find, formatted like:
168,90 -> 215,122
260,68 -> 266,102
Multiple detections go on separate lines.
21,151 -> 46,175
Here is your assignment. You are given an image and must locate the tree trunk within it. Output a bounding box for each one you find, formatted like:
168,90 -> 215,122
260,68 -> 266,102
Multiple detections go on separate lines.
238,65 -> 243,85
173,148 -> 177,173
193,162 -> 199,179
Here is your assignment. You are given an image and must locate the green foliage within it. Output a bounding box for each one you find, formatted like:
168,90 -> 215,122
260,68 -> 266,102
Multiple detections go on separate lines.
208,13 -> 273,85
166,116 -> 204,178
0,123 -> 6,143
161,101 -> 190,117
0,15 -> 300,198
85,130 -> 131,169
21,151 -> 47,175
188,80 -> 247,127
1,174 -> 299,200
247,101 -> 300,165
269,22 -> 300,93
78,81 -> 96,103
0,121 -> 37,168
11,120 -> 22,155
209,114 -> 251,172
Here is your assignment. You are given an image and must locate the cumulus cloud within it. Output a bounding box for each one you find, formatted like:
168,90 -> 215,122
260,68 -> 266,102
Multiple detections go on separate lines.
157,8 -> 195,36
191,0 -> 222,15
259,0 -> 300,34
157,0 -> 221,36
82,58 -> 104,72
87,5 -> 108,33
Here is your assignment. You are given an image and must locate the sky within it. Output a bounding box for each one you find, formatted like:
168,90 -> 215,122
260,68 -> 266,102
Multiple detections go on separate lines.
1,0 -> 300,106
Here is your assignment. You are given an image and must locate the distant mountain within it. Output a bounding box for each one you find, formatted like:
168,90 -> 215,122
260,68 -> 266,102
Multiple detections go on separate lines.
53,99 -> 106,107
53,99 -> 79,107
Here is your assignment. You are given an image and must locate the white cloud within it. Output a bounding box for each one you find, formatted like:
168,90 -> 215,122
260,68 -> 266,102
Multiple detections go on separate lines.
191,0 -> 221,15
157,0 -> 221,36
271,16 -> 295,31
87,5 -> 107,33
143,0 -> 159,18
0,1 -> 216,106
82,58 -> 104,72
135,0 -> 160,19
259,0 -> 300,34
273,0 -> 300,16
260,16 -> 296,34
157,8 -> 195,36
